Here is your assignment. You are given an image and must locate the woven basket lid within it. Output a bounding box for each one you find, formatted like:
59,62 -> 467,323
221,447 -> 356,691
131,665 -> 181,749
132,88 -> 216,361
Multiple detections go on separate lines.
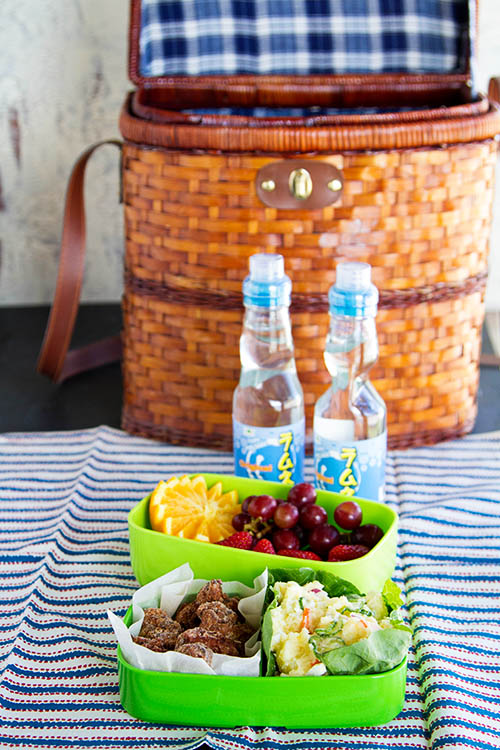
128,0 -> 478,97
122,0 -> 500,149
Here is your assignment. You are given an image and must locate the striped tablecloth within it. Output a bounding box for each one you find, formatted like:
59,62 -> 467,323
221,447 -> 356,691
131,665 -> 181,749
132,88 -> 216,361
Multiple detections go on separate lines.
1,426 -> 499,749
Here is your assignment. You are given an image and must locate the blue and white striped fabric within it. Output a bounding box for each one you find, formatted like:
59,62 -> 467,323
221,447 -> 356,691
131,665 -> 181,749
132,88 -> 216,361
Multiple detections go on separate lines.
139,0 -> 471,77
0,426 -> 499,749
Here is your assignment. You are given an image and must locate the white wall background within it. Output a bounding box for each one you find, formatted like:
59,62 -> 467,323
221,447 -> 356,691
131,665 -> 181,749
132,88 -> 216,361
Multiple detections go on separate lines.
0,0 -> 499,308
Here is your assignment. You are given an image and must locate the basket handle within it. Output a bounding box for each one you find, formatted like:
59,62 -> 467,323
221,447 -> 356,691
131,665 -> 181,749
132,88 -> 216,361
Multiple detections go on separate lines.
488,77 -> 500,105
37,140 -> 123,383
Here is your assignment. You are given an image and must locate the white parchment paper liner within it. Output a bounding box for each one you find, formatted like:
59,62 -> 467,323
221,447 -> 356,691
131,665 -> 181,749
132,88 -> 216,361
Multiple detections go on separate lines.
108,563 -> 268,676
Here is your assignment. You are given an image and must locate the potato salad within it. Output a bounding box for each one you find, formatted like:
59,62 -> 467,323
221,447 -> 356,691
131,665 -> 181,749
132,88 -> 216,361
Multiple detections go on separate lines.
262,570 -> 411,677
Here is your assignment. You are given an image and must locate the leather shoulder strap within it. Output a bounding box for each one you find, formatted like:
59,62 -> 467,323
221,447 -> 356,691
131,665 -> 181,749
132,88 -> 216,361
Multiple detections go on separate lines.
37,140 -> 122,383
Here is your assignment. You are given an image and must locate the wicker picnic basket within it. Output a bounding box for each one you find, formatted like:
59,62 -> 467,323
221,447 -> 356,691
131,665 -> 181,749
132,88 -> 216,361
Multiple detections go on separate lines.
39,0 -> 500,451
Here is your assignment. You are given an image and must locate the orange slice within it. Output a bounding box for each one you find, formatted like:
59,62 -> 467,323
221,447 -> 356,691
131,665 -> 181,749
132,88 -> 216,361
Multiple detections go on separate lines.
149,475 -> 241,543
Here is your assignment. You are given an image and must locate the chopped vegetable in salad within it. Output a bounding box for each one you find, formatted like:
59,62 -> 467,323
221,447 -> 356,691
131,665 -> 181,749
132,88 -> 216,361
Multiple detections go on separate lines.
266,577 -> 411,676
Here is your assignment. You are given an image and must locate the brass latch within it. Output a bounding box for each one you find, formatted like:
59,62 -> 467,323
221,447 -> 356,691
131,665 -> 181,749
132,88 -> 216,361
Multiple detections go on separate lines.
289,168 -> 313,200
256,160 -> 344,209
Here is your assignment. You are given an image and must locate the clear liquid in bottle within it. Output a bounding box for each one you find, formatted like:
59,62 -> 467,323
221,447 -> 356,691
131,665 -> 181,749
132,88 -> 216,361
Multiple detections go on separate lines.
313,262 -> 387,501
233,254 -> 305,485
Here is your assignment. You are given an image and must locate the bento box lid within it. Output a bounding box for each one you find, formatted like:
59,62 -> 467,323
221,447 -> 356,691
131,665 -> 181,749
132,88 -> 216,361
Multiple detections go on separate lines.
128,0 -> 478,95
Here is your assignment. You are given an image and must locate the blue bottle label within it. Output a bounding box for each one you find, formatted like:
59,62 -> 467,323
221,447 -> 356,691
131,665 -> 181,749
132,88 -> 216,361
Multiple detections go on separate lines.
233,418 -> 305,485
314,428 -> 387,502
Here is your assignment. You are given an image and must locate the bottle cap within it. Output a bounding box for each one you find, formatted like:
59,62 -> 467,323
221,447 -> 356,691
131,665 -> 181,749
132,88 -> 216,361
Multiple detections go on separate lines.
243,253 -> 292,307
329,261 -> 378,317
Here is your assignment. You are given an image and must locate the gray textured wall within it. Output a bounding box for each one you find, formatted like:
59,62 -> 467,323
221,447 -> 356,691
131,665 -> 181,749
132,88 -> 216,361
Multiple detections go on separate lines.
0,0 -> 499,308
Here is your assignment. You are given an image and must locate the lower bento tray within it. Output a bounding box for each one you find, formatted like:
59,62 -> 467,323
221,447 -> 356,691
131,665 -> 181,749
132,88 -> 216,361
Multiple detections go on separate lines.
117,609 -> 407,729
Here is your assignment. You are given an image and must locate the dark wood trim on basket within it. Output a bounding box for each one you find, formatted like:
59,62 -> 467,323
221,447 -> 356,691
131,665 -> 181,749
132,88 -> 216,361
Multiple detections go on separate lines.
124,270 -> 488,312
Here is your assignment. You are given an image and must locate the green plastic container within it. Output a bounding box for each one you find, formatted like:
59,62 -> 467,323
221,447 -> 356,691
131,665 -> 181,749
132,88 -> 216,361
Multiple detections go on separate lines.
128,474 -> 398,593
117,607 -> 408,728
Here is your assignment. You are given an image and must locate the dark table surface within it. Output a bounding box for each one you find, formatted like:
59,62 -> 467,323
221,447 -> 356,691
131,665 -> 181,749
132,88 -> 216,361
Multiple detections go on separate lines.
1,303 -> 499,435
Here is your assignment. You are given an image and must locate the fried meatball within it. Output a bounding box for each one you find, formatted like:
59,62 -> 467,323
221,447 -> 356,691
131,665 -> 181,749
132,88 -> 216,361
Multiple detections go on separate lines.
231,621 -> 255,645
138,607 -> 182,640
133,607 -> 183,652
222,595 -> 241,613
194,579 -> 240,613
197,601 -> 239,633
175,627 -> 240,657
194,579 -> 226,605
176,642 -> 214,666
196,601 -> 254,646
133,630 -> 179,652
174,600 -> 200,629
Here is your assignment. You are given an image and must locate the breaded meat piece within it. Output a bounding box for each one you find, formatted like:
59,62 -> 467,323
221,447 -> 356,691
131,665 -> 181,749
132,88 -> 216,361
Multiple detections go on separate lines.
194,579 -> 240,613
197,601 -> 254,645
231,621 -> 255,646
197,600 -> 239,632
133,630 -> 179,652
174,600 -> 200,629
194,579 -> 226,605
175,627 -> 240,657
138,607 -> 182,640
222,595 -> 241,613
133,607 -> 183,651
176,642 -> 214,666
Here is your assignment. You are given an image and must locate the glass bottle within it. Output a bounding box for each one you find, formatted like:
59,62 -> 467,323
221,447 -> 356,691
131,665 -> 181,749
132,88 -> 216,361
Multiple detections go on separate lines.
313,261 -> 387,501
233,254 -> 305,485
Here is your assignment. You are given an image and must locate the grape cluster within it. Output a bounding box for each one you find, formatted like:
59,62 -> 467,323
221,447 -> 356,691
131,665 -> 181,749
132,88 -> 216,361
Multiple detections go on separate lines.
231,483 -> 384,560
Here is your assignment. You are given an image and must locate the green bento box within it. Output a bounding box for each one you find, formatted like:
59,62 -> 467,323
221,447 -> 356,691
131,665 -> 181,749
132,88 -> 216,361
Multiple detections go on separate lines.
121,479 -> 406,728
127,474 -> 398,593
117,603 -> 408,728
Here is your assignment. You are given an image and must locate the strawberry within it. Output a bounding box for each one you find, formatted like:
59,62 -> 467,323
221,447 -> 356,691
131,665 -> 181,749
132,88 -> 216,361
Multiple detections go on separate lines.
277,548 -> 321,561
217,531 -> 254,550
327,544 -> 370,562
253,538 -> 276,554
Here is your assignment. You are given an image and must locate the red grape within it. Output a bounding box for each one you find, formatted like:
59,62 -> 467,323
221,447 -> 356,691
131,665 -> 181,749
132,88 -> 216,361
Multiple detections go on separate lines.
287,482 -> 317,510
242,495 -> 257,513
232,512 -> 251,531
333,501 -> 362,531
351,524 -> 384,549
272,528 -> 300,550
300,503 -> 328,530
308,524 -> 340,557
273,502 -> 300,529
248,495 -> 278,521
292,524 -> 306,546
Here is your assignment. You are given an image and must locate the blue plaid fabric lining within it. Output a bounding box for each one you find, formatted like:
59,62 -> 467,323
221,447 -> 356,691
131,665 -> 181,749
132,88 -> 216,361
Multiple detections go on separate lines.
139,0 -> 471,77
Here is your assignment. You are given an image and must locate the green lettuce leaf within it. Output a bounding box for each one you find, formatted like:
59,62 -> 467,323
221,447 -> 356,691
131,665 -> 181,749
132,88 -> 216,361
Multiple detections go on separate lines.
382,578 -> 404,612
261,596 -> 279,676
311,627 -> 412,675
389,610 -> 412,631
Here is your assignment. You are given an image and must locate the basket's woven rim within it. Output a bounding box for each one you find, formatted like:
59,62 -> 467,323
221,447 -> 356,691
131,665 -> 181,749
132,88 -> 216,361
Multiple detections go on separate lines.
120,93 -> 500,151
132,89 -> 490,128
124,269 -> 488,312
121,412 -> 477,452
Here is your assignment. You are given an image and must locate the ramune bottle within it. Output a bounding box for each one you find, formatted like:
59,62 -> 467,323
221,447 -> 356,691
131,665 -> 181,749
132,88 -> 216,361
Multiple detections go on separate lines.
233,253 -> 305,485
313,261 -> 387,502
